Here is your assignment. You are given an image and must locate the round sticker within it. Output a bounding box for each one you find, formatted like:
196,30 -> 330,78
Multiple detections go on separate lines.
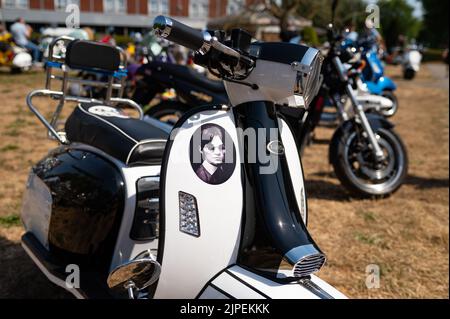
189,124 -> 236,185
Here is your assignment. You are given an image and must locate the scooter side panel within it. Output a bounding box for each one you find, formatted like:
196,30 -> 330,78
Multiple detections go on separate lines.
155,107 -> 243,298
278,118 -> 308,225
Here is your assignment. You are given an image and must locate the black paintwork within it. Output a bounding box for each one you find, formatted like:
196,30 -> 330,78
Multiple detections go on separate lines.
233,101 -> 323,279
33,146 -> 125,273
130,177 -> 160,241
132,61 -> 228,108
22,232 -> 115,298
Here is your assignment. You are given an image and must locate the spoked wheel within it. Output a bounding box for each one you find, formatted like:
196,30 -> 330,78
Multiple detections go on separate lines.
145,101 -> 189,126
380,90 -> 399,118
330,126 -> 408,198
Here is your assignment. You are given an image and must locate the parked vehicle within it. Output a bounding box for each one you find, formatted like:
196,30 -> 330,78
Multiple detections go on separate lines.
294,24 -> 408,198
0,31 -> 32,72
401,43 -> 422,80
20,20 -> 346,299
342,37 -> 399,117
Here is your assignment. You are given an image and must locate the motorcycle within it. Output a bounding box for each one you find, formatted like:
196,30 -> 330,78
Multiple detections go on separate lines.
342,37 -> 398,117
20,20 -> 346,299
0,32 -> 32,73
293,24 -> 408,198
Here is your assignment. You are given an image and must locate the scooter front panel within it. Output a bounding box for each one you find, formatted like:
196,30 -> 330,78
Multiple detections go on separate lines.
155,107 -> 243,298
278,118 -> 308,226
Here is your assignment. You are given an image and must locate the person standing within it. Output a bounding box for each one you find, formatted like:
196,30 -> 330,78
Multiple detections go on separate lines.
10,17 -> 40,63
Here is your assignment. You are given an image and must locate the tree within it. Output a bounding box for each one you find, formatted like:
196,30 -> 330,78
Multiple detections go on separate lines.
419,0 -> 449,48
377,0 -> 422,49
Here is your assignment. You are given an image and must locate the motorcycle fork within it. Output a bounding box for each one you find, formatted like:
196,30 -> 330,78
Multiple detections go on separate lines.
345,83 -> 385,162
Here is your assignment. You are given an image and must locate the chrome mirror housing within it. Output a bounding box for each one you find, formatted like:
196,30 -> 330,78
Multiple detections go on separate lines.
107,255 -> 161,299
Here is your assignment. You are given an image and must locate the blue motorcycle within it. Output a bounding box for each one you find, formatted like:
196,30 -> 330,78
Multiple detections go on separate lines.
343,37 -> 399,117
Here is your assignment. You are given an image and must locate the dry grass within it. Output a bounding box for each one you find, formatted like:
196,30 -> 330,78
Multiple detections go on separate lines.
0,64 -> 448,298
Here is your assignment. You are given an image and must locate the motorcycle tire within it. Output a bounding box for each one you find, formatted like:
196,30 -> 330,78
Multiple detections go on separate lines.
329,124 -> 408,198
145,101 -> 190,125
380,90 -> 399,118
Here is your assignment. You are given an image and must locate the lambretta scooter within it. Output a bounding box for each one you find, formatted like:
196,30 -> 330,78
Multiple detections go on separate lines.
20,19 -> 346,299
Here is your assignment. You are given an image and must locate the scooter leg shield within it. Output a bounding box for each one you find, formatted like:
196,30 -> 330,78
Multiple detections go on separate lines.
155,105 -> 244,298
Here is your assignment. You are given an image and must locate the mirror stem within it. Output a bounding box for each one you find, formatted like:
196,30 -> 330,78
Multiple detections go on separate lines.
125,281 -> 137,299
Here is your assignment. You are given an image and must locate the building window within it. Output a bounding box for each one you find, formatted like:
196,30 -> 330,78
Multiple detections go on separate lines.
2,0 -> 28,9
227,0 -> 244,15
189,0 -> 208,18
54,0 -> 79,11
148,0 -> 168,15
104,0 -> 126,13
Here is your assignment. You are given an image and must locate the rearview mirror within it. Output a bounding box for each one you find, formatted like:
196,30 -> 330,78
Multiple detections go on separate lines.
107,257 -> 161,299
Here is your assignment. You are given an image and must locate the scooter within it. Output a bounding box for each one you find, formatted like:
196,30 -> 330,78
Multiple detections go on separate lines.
294,24 -> 408,198
0,32 -> 32,73
20,20 -> 346,299
402,43 -> 422,80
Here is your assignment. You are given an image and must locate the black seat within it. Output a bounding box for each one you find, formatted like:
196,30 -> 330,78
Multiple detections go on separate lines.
65,103 -> 169,166
150,61 -> 226,93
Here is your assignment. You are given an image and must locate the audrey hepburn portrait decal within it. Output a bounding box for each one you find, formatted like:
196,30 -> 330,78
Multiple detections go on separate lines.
190,123 -> 236,185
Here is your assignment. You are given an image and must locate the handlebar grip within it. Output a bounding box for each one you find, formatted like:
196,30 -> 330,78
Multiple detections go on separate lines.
153,16 -> 211,54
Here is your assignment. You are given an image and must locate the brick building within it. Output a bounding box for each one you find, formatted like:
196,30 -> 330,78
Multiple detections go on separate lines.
0,0 -> 251,32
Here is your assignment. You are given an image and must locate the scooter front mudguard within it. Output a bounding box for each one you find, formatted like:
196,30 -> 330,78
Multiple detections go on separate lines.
366,76 -> 397,95
198,265 -> 347,299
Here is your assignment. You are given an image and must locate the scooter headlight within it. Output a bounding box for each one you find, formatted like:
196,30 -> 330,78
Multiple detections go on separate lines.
294,48 -> 323,108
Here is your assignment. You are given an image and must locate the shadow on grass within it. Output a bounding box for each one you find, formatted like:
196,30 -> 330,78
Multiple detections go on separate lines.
305,173 -> 449,202
305,179 -> 351,202
0,233 -> 73,299
405,175 -> 449,189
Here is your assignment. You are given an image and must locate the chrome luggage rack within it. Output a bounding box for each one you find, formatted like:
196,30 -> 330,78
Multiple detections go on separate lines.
26,36 -> 143,144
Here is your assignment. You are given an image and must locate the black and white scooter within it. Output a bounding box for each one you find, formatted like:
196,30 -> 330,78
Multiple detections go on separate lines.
20,18 -> 346,299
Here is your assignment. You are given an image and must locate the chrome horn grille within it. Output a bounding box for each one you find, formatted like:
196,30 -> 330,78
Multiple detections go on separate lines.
293,253 -> 326,278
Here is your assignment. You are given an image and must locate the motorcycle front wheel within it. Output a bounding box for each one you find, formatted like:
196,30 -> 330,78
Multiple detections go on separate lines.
330,125 -> 408,198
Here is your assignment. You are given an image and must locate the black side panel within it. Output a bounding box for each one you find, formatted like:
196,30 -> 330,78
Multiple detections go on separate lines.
34,147 -> 125,273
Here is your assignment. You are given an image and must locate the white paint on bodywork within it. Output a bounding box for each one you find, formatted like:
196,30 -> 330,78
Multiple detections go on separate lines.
154,109 -> 243,299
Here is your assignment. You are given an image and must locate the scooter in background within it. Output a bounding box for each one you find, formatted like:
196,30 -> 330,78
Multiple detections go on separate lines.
402,43 -> 422,80
20,20 -> 346,299
0,32 -> 32,73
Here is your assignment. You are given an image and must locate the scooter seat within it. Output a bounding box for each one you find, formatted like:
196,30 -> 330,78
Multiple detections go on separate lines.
65,103 -> 169,166
151,61 -> 226,93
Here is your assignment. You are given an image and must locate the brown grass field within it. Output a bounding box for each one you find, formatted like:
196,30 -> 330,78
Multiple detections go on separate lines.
0,63 -> 448,299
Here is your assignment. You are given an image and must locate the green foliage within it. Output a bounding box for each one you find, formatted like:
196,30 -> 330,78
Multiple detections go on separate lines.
298,0 -> 368,30
378,0 -> 422,49
302,26 -> 320,46
0,214 -> 21,228
0,144 -> 19,152
422,48 -> 446,62
419,0 -> 449,48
